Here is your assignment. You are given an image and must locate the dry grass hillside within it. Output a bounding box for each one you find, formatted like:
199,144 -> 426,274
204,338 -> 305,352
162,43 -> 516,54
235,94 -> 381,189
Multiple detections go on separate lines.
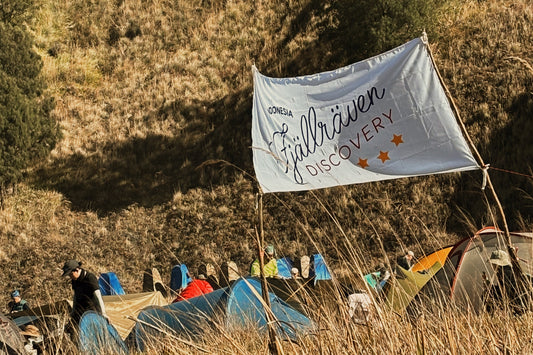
1,0 -> 532,317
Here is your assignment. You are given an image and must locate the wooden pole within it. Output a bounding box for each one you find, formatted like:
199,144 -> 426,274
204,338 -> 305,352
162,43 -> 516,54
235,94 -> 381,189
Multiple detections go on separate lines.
423,33 -> 522,274
256,192 -> 282,355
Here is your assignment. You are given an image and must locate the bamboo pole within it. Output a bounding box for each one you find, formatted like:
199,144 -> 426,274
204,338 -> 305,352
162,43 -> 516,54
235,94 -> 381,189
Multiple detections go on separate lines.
422,33 -> 522,274
256,192 -> 283,355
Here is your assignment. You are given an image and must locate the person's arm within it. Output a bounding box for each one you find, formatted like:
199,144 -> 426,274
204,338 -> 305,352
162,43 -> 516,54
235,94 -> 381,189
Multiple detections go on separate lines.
93,289 -> 108,319
70,304 -> 77,318
70,292 -> 78,317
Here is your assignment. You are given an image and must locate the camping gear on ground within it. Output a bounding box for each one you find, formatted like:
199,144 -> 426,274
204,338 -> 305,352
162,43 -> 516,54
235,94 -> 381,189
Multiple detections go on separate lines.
103,291 -> 167,340
11,300 -> 72,343
276,257 -> 294,279
348,292 -> 377,325
265,277 -> 312,314
310,254 -> 332,285
198,263 -> 216,279
364,272 -> 382,290
173,278 -> 214,302
0,312 -> 26,355
133,277 -> 313,352
142,268 -> 168,297
20,325 -> 43,355
298,256 -> 310,278
410,227 -> 533,314
11,292 -> 167,353
218,261 -> 239,287
98,272 -> 126,296
79,311 -> 128,355
170,264 -> 192,292
198,263 -> 220,290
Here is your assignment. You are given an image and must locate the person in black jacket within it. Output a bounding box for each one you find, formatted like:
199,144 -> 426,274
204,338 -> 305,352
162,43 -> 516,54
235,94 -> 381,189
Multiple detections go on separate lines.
61,259 -> 108,334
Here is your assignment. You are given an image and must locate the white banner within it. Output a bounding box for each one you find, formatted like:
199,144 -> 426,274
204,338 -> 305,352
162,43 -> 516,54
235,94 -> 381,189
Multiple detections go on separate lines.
251,36 -> 480,193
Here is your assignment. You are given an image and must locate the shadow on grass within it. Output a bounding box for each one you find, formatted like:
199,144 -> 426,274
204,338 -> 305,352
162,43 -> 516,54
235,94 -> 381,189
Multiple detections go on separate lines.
30,0 -> 497,220
449,91 -> 533,232
32,90 -> 255,214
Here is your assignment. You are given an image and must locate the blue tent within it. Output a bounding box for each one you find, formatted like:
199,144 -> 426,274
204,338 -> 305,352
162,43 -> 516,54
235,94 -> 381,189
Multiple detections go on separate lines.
79,311 -> 129,355
170,264 -> 192,291
134,277 -> 313,352
277,257 -> 294,279
99,272 -> 126,296
309,254 -> 332,285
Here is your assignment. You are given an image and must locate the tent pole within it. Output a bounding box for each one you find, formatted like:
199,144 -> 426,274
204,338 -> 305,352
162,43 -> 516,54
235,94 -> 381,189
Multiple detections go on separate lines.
256,192 -> 283,355
423,34 -> 519,266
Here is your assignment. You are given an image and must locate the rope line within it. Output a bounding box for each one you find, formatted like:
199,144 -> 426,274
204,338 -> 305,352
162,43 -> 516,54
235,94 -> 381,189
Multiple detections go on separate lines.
489,166 -> 533,179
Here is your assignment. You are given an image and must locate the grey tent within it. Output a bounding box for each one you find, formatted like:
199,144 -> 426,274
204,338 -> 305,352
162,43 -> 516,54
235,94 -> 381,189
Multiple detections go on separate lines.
409,227 -> 533,313
0,312 -> 25,355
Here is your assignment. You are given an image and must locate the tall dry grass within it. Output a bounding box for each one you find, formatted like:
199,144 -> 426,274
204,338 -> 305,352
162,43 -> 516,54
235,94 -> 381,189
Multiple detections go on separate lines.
37,236 -> 533,354
3,178 -> 532,354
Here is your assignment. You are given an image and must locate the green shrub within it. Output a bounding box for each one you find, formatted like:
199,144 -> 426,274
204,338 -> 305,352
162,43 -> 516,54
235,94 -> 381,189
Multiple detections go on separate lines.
0,0 -> 35,25
0,1 -> 60,201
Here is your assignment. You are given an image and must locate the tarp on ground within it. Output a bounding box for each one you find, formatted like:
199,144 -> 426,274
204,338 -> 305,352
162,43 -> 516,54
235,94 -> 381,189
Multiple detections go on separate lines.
79,311 -> 128,355
133,277 -> 313,352
103,291 -> 167,340
142,268 -> 168,297
0,312 -> 26,355
99,272 -> 126,296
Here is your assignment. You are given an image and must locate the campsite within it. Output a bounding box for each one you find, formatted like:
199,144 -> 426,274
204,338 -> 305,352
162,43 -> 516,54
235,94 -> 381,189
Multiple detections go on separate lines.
1,0 -> 533,353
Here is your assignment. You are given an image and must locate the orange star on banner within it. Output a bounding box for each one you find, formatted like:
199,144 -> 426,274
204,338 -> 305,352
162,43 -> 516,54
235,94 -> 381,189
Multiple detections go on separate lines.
357,158 -> 369,169
391,134 -> 403,146
378,151 -> 390,163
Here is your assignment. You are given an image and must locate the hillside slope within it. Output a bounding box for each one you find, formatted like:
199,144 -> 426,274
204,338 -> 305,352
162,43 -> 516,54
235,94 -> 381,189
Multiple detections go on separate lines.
1,0 -> 531,306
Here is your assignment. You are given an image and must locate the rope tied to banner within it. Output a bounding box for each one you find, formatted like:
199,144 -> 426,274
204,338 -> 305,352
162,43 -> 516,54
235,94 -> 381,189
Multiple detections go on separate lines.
481,164 -> 490,190
489,166 -> 533,180
481,165 -> 533,191
421,31 -> 428,45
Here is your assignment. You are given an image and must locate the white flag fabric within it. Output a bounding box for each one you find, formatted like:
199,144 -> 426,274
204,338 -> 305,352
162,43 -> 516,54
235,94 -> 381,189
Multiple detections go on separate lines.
251,36 -> 479,193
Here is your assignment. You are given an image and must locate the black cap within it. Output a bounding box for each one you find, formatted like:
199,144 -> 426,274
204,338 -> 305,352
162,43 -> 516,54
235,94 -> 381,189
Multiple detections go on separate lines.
62,260 -> 81,277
